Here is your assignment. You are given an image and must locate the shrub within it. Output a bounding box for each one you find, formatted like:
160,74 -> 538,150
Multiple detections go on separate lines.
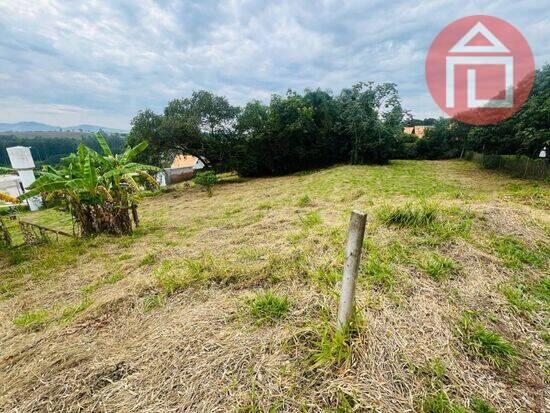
194,171 -> 219,196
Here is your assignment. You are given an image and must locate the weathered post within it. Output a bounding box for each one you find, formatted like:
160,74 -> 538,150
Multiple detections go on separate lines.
337,210 -> 367,332
0,216 -> 12,247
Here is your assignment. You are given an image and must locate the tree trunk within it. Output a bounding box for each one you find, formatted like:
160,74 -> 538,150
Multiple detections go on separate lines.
71,200 -> 134,236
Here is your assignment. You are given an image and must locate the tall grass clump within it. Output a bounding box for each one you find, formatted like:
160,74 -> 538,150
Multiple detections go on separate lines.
248,291 -> 290,324
378,201 -> 437,228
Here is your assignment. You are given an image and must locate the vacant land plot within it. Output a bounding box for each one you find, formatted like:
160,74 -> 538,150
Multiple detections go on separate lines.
1,160 -> 548,412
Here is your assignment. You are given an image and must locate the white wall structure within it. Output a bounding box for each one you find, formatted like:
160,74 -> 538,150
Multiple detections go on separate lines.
6,146 -> 42,211
0,175 -> 23,198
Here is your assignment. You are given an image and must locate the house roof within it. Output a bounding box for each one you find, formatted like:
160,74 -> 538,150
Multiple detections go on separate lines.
403,125 -> 432,138
171,154 -> 198,169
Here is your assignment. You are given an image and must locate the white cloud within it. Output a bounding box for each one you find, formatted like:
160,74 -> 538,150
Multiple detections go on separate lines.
0,0 -> 547,128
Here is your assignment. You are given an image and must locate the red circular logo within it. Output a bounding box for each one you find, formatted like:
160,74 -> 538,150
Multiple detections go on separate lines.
426,15 -> 535,125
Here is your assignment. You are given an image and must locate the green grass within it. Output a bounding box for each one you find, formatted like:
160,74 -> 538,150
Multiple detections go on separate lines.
419,253 -> 456,281
59,298 -> 92,323
139,253 -> 158,266
456,313 -> 517,370
301,211 -> 322,228
13,298 -> 93,330
500,283 -> 537,313
13,309 -> 49,330
530,276 -> 550,304
500,276 -> 550,313
155,256 -> 211,295
470,397 -> 496,413
378,201 -> 438,228
309,326 -> 352,368
422,391 -> 467,413
297,195 -> 312,207
248,291 -> 290,324
490,235 -> 547,269
82,273 -> 124,295
142,293 -> 165,312
361,242 -> 398,292
363,255 -> 396,291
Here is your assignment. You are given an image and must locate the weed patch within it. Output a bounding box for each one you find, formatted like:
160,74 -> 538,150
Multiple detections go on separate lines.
143,293 -> 165,312
500,283 -> 537,313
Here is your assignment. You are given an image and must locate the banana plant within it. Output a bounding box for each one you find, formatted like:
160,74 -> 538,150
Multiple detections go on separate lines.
19,133 -> 160,235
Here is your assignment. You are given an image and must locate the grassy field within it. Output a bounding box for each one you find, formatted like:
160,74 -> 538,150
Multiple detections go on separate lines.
0,160 -> 548,412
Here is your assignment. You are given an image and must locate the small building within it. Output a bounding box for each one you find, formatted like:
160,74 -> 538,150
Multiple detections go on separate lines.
404,125 -> 433,138
159,154 -> 206,186
0,174 -> 24,199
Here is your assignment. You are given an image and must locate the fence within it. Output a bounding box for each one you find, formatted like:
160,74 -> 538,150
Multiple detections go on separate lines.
464,152 -> 549,180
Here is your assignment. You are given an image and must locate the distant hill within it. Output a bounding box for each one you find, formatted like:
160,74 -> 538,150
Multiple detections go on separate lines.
0,122 -> 60,132
0,122 -> 127,134
62,124 -> 127,134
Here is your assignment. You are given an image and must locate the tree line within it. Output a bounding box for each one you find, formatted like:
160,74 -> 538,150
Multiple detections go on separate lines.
0,134 -> 126,168
128,82 -> 406,176
413,65 -> 549,160
128,65 -> 548,177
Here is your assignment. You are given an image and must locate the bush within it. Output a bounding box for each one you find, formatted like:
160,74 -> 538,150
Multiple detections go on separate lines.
193,171 -> 219,196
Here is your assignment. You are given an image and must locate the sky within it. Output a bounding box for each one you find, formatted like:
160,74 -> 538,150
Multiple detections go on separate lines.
0,0 -> 548,130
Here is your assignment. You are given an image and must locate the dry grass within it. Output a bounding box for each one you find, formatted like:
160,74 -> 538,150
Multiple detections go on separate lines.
0,160 -> 549,412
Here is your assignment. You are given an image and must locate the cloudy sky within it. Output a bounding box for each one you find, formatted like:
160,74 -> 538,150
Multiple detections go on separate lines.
0,0 -> 548,129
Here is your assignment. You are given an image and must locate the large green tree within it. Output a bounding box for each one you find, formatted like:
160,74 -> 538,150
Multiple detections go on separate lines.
337,82 -> 406,164
128,91 -> 239,169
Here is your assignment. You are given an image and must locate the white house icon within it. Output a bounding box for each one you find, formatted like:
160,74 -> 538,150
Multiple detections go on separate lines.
446,22 -> 514,109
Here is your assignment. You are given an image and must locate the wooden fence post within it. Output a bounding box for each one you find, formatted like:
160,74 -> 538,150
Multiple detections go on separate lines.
337,210 -> 367,332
